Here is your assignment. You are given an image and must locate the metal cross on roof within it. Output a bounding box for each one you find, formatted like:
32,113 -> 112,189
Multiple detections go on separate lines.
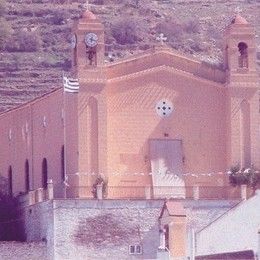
84,0 -> 90,10
156,33 -> 167,45
235,6 -> 243,14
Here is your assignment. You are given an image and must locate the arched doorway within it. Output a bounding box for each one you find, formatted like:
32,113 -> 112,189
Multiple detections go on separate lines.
42,158 -> 48,189
8,166 -> 12,196
25,160 -> 30,192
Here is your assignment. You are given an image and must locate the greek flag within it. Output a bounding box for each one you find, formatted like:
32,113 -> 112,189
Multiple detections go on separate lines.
63,76 -> 79,93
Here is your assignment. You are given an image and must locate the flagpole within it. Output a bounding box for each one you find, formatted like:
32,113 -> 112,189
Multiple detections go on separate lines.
62,71 -> 68,198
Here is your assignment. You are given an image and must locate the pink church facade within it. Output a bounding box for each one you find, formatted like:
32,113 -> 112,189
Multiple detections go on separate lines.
0,12 -> 259,198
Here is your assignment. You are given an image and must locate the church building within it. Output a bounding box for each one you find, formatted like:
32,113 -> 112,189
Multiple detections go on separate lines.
0,10 -> 260,260
0,11 -> 259,199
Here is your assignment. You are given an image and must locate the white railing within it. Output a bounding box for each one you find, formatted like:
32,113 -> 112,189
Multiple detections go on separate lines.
16,183 -> 255,207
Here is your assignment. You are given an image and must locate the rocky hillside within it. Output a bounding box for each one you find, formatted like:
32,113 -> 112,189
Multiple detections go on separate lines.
0,0 -> 259,112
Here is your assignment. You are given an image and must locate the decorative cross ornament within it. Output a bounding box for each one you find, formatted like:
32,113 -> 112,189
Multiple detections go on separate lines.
84,0 -> 90,10
156,33 -> 167,45
234,6 -> 243,14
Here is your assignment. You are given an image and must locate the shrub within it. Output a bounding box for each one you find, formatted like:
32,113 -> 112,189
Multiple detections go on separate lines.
0,18 -> 11,50
256,52 -> 260,60
111,18 -> 138,45
17,30 -> 40,52
184,19 -> 200,34
229,166 -> 260,188
92,175 -> 108,199
48,10 -> 69,25
0,175 -> 22,241
155,19 -> 183,42
189,41 -> 206,52
92,0 -> 104,4
6,30 -> 40,52
0,0 -> 6,17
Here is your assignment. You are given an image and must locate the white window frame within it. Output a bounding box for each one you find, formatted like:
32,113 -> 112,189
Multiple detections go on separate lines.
129,244 -> 142,255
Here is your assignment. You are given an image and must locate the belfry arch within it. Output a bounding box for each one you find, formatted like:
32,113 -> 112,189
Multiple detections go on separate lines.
238,42 -> 248,68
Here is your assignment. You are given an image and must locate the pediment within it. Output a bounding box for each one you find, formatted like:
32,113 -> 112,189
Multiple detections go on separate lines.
106,48 -> 226,84
108,64 -> 224,89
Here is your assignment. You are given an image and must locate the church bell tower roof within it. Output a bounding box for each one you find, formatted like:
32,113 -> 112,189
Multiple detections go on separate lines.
231,14 -> 249,25
82,10 -> 97,20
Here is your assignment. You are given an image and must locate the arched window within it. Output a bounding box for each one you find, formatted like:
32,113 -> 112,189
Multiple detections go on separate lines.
61,145 -> 65,182
8,166 -> 12,196
25,160 -> 30,192
42,158 -> 48,189
238,42 -> 248,68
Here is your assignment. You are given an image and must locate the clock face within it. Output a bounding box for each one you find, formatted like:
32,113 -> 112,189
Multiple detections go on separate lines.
85,33 -> 98,47
71,34 -> 77,49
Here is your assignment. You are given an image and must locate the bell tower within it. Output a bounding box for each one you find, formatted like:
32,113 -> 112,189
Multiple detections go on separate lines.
224,14 -> 260,170
69,10 -> 107,194
224,14 -> 258,83
72,10 -> 105,72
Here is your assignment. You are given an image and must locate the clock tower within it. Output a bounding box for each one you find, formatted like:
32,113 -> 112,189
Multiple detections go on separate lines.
71,10 -> 105,71
66,10 -> 107,196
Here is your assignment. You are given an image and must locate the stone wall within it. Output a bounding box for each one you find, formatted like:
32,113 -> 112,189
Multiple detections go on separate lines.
21,200 -> 54,259
53,199 -> 164,260
18,198 -> 239,260
0,241 -> 47,260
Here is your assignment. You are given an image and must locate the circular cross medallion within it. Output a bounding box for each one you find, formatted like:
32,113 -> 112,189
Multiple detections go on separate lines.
156,99 -> 173,118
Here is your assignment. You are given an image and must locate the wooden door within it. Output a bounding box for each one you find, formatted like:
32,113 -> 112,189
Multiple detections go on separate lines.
149,139 -> 183,176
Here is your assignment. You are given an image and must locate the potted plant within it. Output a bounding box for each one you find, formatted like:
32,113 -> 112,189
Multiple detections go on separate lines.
229,165 -> 260,189
92,175 -> 108,199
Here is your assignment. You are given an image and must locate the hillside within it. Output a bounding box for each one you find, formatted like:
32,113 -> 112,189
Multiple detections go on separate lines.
0,0 -> 259,112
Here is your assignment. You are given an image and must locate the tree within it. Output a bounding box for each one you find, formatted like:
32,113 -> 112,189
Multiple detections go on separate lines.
0,18 -> 11,50
0,0 -> 6,17
6,30 -> 41,52
112,18 -> 138,45
134,0 -> 139,7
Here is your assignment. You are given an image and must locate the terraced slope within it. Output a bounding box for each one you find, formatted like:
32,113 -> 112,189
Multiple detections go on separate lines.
0,0 -> 259,112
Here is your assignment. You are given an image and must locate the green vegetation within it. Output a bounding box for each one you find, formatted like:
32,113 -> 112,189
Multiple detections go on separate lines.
0,0 -> 259,112
0,175 -> 21,241
0,0 -> 11,51
92,175 -> 108,199
6,30 -> 41,52
0,0 -> 6,16
112,18 -> 139,45
229,166 -> 260,188
0,18 -> 11,50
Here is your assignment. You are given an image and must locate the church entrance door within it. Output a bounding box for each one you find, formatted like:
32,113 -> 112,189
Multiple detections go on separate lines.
149,139 -> 185,198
